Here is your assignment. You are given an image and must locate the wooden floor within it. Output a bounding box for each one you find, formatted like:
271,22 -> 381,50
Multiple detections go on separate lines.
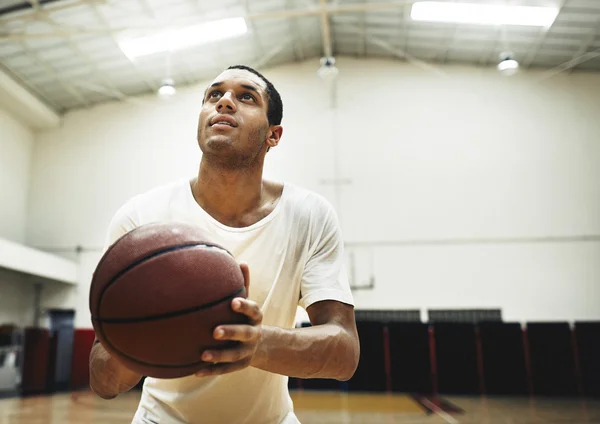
1,390 -> 600,424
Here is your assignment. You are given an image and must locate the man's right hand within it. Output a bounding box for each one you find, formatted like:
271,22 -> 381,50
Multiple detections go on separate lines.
89,338 -> 143,399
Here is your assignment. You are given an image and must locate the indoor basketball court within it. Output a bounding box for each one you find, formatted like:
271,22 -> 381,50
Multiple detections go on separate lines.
2,391 -> 600,423
1,0 -> 600,423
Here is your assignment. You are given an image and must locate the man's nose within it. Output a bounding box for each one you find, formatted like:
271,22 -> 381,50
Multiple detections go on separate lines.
216,92 -> 236,112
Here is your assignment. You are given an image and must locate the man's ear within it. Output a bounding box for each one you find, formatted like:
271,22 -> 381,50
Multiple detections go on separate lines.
266,125 -> 283,150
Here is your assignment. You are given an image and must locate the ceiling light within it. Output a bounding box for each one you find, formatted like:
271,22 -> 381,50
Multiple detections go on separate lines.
497,53 -> 520,76
158,78 -> 176,98
498,59 -> 519,77
411,2 -> 559,27
118,17 -> 248,59
498,59 -> 519,75
317,56 -> 339,80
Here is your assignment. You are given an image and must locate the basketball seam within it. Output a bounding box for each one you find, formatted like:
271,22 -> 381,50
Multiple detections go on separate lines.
96,292 -> 242,369
97,290 -> 243,370
89,222 -> 234,311
89,233 -> 121,313
95,242 -> 232,322
91,287 -> 245,324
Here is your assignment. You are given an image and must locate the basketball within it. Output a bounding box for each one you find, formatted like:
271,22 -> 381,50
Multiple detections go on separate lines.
89,222 -> 249,379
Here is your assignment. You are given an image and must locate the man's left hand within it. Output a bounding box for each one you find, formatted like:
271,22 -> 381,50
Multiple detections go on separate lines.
195,263 -> 263,377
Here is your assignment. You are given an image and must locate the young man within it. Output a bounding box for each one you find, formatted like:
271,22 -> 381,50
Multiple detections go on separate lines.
89,65 -> 360,424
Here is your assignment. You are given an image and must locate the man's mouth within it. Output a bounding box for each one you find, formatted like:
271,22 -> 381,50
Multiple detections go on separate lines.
211,121 -> 235,127
210,115 -> 238,127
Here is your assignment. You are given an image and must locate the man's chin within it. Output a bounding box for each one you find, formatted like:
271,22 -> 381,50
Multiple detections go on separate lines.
204,135 -> 235,150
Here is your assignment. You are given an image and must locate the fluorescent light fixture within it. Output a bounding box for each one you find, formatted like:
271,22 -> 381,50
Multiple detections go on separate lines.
119,17 -> 248,59
411,2 -> 559,27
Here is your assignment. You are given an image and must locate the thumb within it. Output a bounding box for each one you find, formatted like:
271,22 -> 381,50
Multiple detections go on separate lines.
239,262 -> 250,296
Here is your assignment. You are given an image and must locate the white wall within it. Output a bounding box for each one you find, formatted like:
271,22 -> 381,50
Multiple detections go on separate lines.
333,60 -> 600,323
0,108 -> 35,326
0,108 -> 34,243
26,58 -> 600,327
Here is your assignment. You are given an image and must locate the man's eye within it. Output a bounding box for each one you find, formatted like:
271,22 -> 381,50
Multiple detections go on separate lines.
241,93 -> 255,101
209,91 -> 221,99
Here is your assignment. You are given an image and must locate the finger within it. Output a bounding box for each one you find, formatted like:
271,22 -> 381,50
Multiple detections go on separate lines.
230,298 -> 262,324
239,262 -> 250,294
214,324 -> 260,342
194,359 -> 250,378
201,345 -> 254,363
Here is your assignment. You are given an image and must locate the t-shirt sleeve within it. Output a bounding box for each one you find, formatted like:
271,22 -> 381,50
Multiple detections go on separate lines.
102,199 -> 140,252
298,201 -> 354,310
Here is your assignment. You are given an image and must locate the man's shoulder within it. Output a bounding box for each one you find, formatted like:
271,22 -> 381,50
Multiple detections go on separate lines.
112,178 -> 190,222
104,178 -> 190,250
282,182 -> 336,220
131,178 -> 189,207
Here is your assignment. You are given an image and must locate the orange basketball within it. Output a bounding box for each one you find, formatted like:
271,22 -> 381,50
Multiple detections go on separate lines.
89,222 -> 248,379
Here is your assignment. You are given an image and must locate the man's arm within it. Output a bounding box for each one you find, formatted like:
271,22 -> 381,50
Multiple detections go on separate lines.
251,300 -> 359,380
195,298 -> 360,381
89,338 -> 143,399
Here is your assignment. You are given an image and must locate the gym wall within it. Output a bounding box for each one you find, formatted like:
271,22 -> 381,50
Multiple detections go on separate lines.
0,107 -> 34,244
0,108 -> 35,327
21,58 -> 600,327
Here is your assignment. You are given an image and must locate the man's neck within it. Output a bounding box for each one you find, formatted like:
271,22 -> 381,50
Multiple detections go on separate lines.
191,158 -> 267,227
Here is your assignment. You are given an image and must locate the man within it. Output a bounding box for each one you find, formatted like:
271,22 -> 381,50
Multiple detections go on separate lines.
89,65 -> 360,424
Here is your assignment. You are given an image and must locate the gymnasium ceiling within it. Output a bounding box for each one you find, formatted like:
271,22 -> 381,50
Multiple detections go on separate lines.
0,0 -> 599,114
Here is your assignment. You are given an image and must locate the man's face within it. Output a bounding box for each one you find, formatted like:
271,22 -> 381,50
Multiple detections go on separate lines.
197,69 -> 271,168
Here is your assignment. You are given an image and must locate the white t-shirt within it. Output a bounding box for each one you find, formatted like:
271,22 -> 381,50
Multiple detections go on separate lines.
102,177 -> 354,424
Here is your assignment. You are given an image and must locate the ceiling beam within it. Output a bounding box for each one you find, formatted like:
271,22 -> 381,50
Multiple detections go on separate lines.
358,8 -> 367,58
88,2 -> 160,92
0,64 -> 60,129
522,0 -> 567,69
32,5 -> 132,103
0,0 -> 55,16
252,37 -> 294,70
0,61 -> 61,111
16,38 -> 90,107
25,0 -> 41,12
0,0 -> 106,22
566,16 -> 600,74
288,0 -> 306,62
402,4 -> 411,57
536,47 -> 600,80
349,24 -> 450,78
319,0 -> 333,58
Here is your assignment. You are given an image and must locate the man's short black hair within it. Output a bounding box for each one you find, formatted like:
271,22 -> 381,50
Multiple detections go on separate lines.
225,65 -> 283,126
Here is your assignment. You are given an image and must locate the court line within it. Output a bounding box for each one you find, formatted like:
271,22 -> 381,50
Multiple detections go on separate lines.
420,398 -> 459,424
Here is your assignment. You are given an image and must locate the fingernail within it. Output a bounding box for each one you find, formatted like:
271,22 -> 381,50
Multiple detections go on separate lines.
232,300 -> 241,310
215,328 -> 224,339
203,352 -> 213,361
196,371 -> 206,377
